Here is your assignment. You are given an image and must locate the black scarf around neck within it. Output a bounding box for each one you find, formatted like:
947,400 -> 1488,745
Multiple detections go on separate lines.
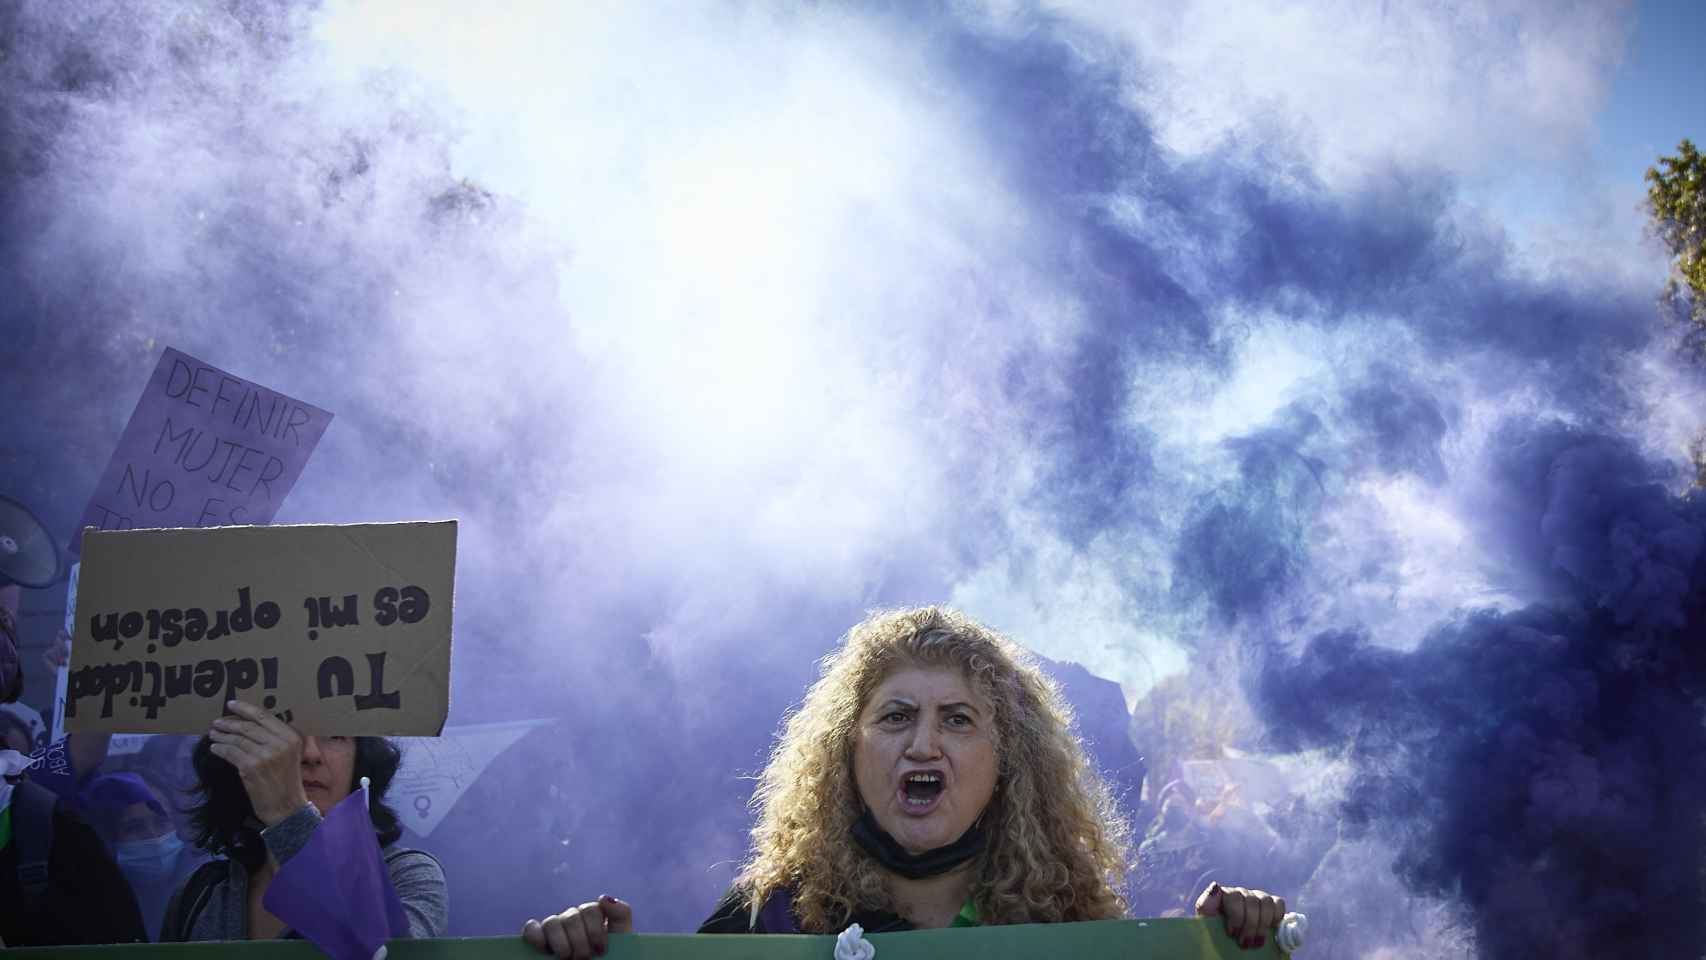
849,808 -> 988,879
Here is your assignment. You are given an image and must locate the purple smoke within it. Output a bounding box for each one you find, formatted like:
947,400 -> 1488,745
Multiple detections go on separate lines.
1,2 -> 1698,955
1254,423 -> 1704,956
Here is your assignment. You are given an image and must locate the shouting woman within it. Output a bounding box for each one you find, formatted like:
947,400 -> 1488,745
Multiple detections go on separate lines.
525,606 -> 1285,957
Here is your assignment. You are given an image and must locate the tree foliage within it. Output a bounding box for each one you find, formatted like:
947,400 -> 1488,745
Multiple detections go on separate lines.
1646,140 -> 1706,488
1647,139 -> 1706,350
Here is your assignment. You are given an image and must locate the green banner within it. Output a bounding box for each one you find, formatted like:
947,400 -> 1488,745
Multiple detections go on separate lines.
6,919 -> 1284,959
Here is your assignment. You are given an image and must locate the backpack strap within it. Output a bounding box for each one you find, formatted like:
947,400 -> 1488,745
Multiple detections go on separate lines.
12,780 -> 57,902
160,858 -> 228,942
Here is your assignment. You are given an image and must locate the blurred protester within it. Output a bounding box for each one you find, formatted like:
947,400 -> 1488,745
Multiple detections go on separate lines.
0,586 -> 19,707
0,582 -> 148,945
134,733 -> 208,840
15,626 -> 113,799
525,607 -> 1287,959
1136,772 -> 1331,922
1135,786 -> 1212,916
1258,794 -> 1337,905
77,771 -> 205,940
0,702 -> 44,754
160,701 -> 447,942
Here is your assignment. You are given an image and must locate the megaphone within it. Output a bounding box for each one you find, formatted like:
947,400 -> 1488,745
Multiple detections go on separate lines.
0,495 -> 60,589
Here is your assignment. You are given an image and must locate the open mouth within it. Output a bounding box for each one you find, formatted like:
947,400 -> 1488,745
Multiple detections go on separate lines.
899,771 -> 945,812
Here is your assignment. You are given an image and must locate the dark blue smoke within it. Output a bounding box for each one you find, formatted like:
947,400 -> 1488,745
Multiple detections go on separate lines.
1173,405 -> 1329,621
1255,423 -> 1705,956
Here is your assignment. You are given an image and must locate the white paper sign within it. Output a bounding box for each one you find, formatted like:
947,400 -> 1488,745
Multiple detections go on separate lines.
51,561 -> 78,742
107,734 -> 154,756
394,719 -> 552,836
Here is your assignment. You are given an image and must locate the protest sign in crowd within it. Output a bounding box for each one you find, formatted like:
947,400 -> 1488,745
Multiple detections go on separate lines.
2,349 -> 1298,959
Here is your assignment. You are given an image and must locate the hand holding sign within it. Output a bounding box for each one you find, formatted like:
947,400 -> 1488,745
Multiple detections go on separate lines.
1195,882 -> 1287,952
524,896 -> 636,960
208,699 -> 313,826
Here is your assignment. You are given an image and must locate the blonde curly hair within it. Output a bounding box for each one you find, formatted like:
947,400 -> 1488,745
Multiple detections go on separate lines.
734,606 -> 1131,931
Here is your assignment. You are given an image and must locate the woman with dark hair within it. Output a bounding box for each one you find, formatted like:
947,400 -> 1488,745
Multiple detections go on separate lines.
159,700 -> 447,941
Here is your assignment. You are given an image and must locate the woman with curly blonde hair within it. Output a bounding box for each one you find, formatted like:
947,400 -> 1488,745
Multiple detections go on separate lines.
525,607 -> 1284,957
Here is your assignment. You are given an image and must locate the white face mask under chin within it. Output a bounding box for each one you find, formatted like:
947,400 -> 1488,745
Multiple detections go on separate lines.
0,748 -> 29,814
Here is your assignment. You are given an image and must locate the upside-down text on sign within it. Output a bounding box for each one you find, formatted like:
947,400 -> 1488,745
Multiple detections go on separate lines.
65,522 -> 456,736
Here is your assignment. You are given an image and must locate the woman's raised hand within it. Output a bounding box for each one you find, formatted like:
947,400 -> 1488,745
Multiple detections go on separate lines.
1195,881 -> 1287,951
523,895 -> 635,959
206,699 -> 309,826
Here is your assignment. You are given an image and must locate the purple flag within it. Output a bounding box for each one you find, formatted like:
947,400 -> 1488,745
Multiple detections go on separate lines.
264,779 -> 407,960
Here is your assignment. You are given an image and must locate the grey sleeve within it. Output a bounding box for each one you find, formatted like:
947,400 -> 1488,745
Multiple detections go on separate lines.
387,850 -> 450,937
258,805 -> 446,937
259,803 -> 323,866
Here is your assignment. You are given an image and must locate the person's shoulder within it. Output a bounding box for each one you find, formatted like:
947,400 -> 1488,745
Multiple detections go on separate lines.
381,846 -> 446,881
171,848 -> 216,887
46,801 -> 151,943
47,800 -> 104,851
382,844 -> 442,868
159,858 -> 234,942
378,845 -> 449,937
166,855 -> 235,907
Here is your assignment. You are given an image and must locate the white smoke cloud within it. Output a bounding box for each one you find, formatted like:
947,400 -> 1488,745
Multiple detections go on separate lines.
1040,0 -> 1631,181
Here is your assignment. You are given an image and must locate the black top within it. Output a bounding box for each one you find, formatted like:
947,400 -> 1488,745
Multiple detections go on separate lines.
0,787 -> 149,946
697,885 -> 913,935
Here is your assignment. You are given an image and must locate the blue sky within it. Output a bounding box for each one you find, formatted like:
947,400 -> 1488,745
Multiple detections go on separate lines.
1446,0 -> 1706,287
1600,0 -> 1706,188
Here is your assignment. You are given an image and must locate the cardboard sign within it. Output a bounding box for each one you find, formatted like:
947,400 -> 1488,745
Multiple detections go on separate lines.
64,522 -> 455,736
395,719 -> 554,836
70,347 -> 332,554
